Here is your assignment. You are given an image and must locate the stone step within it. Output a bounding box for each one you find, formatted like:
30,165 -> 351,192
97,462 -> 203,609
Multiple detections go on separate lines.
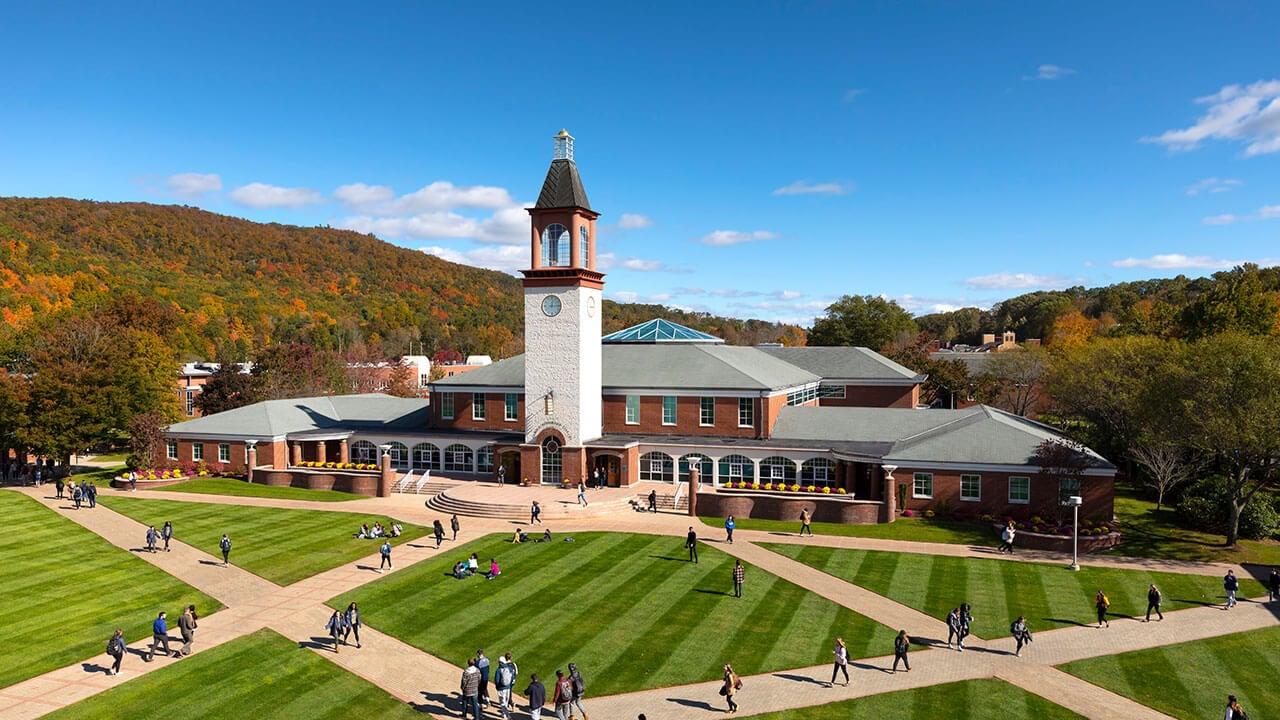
424,489 -> 635,521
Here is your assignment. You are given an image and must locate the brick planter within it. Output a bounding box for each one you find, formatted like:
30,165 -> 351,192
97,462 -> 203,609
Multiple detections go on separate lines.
996,523 -> 1122,553
259,469 -> 381,496
696,490 -> 882,524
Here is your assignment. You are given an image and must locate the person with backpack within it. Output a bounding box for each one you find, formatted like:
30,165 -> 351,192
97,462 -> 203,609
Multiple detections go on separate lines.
106,628 -> 126,676
998,522 -> 1016,554
720,663 -> 739,714
378,539 -> 392,573
475,649 -> 492,708
71,483 -> 82,510
892,629 -> 911,672
1224,569 -> 1239,609
552,669 -> 574,720
85,481 -> 97,508
161,521 -> 173,552
494,654 -> 516,719
502,653 -> 520,711
524,673 -> 546,720
433,519 -> 445,548
219,534 -> 232,566
1011,616 -> 1032,656
799,508 -> 813,537
568,662 -> 588,719
1095,589 -> 1110,628
1146,583 -> 1164,622
958,603 -> 973,650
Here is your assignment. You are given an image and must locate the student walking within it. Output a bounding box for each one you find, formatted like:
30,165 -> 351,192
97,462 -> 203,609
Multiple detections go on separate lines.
525,673 -> 546,720
892,629 -> 912,672
686,526 -> 699,563
1095,589 -> 1110,627
460,660 -> 482,720
567,662 -> 588,719
721,663 -> 740,714
830,637 -> 849,686
145,525 -> 159,552
494,654 -> 516,720
530,501 -> 542,525
219,534 -> 232,566
553,669 -> 574,720
55,477 -> 65,499
998,522 -> 1016,553
86,482 -> 97,508
378,540 -> 392,572
433,519 -> 445,548
724,515 -> 736,544
71,483 -> 82,510
733,560 -> 745,598
325,610 -> 345,653
1270,568 -> 1280,602
1011,616 -> 1032,656
451,513 -> 461,540
149,611 -> 176,660
648,489 -> 657,512
344,602 -> 362,648
1224,569 -> 1239,609
958,603 -> 973,649
161,521 -> 173,552
178,605 -> 197,656
946,607 -> 963,649
799,508 -> 813,537
1146,583 -> 1164,622
577,480 -> 588,507
106,628 -> 126,676
475,649 -> 492,708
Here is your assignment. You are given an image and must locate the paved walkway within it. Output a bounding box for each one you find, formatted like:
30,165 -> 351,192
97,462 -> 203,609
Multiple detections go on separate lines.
2,483 -> 1275,720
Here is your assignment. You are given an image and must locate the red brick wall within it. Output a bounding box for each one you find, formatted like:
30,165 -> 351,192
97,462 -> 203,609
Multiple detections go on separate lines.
601,395 -> 763,438
821,384 -> 918,409
258,469 -> 380,496
895,467 -> 1115,522
696,492 -> 881,524
169,438 -> 250,468
432,392 -> 524,432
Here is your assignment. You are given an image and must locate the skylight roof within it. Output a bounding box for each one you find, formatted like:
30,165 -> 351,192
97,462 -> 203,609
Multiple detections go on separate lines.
601,318 -> 724,344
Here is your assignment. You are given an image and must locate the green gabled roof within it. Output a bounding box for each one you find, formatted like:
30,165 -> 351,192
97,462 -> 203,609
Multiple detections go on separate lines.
165,394 -> 431,439
603,345 -> 817,391
535,159 -> 593,211
759,346 -> 924,382
602,318 -> 724,344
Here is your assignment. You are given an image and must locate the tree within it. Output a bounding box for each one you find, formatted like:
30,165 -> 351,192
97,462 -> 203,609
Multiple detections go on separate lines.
1128,441 -> 1202,511
0,369 -> 29,474
1034,438 -> 1092,522
976,348 -> 1048,417
1181,264 -> 1280,339
127,411 -> 167,470
194,361 -> 258,415
808,295 -> 917,350
881,333 -> 970,407
252,343 -> 347,400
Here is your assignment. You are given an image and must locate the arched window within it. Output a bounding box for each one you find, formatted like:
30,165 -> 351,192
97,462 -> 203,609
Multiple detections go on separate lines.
579,225 -> 590,268
640,451 -> 674,482
678,454 -> 712,484
719,454 -> 754,482
388,442 -> 409,470
351,440 -> 378,465
802,457 -> 834,486
412,443 -> 440,470
761,456 -> 797,483
542,224 -> 570,267
541,437 -> 562,484
476,445 -> 494,474
444,444 -> 474,472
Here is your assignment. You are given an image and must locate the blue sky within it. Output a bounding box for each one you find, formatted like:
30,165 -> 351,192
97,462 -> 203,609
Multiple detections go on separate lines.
2,2 -> 1278,325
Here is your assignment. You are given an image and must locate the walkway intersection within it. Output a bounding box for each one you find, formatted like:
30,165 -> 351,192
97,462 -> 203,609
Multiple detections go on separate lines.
1,482 -> 1274,720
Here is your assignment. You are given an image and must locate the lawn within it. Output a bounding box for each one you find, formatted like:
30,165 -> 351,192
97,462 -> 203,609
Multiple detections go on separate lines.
155,477 -> 361,502
0,491 -> 220,689
334,532 -> 898,696
761,544 -> 1266,638
746,678 -> 1084,719
1106,484 -> 1280,566
41,629 -> 424,720
98,496 -> 430,585
702,515 -> 997,546
1058,625 -> 1280,720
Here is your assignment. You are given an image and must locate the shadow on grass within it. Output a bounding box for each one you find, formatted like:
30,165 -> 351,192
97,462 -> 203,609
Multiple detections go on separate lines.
694,589 -> 732,596
648,554 -> 689,562
667,697 -> 719,711
772,672 -> 826,686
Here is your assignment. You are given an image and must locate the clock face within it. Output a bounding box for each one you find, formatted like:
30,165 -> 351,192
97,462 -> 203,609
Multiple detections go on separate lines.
541,295 -> 562,317
586,296 -> 596,317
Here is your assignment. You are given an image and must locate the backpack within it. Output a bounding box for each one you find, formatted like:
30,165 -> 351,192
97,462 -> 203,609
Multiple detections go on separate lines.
497,664 -> 513,688
571,671 -> 584,695
1100,593 -> 1110,608
558,678 -> 574,701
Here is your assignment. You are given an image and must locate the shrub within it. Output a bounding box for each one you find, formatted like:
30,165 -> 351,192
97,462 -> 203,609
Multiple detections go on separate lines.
902,509 -> 914,517
1172,475 -> 1279,538
1241,496 -> 1280,540
924,509 -> 935,518
836,488 -> 847,495
822,486 -> 831,494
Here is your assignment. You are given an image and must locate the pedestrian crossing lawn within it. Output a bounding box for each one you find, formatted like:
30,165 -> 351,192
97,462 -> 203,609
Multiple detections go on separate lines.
760,544 -> 1265,639
745,678 -> 1084,719
334,532 -> 898,696
98,496 -> 430,585
1058,625 -> 1280,720
40,629 -> 423,720
0,491 -> 220,689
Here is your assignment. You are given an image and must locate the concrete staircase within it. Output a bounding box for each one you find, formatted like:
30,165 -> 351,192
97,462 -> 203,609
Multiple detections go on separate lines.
425,488 -> 636,520
632,491 -> 688,512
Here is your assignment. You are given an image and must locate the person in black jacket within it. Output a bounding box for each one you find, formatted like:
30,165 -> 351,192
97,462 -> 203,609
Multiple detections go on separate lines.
686,527 -> 698,563
1146,583 -> 1164,622
524,673 -> 546,720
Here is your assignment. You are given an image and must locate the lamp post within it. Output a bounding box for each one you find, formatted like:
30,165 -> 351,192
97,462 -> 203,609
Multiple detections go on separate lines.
1065,495 -> 1082,571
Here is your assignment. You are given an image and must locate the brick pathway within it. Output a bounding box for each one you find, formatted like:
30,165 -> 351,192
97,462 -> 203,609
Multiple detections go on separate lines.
2,484 -> 1275,720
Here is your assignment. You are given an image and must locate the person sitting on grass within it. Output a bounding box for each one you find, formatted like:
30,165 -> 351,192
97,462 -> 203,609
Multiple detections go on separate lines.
453,561 -> 469,579
389,522 -> 402,537
486,558 -> 501,580
511,528 -> 524,544
539,529 -> 553,543
355,524 -> 370,539
468,553 -> 479,575
371,522 -> 384,538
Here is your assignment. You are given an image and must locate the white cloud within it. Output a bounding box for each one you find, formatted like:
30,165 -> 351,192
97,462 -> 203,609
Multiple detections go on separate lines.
1202,214 -> 1238,225
772,181 -> 851,196
616,213 -> 654,229
671,287 -> 707,296
1185,177 -> 1242,196
339,205 -> 531,245
1112,254 -> 1237,270
1142,79 -> 1280,156
1029,64 -> 1076,80
336,181 -> 515,215
697,229 -> 779,246
420,244 -> 527,274
776,290 -> 802,301
963,272 -> 1079,290
843,88 -> 866,102
596,253 -> 668,272
1261,204 -> 1280,218
610,291 -> 638,303
229,182 -> 324,209
165,173 -> 222,197
333,183 -> 396,208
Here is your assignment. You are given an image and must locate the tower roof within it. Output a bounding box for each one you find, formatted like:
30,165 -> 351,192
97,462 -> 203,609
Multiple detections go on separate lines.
535,158 -> 593,211
602,318 -> 724,344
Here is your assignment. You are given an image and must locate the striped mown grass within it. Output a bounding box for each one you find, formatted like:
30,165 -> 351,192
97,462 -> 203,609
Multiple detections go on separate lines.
743,678 -> 1084,719
1058,625 -> 1279,719
334,532 -> 897,696
703,515 -> 996,545
761,544 -> 1266,638
41,628 -> 424,720
156,477 -> 360,502
99,496 -> 429,585
0,491 -> 220,688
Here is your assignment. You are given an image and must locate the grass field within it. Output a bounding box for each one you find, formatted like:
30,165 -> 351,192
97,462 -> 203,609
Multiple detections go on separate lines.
41,629 -> 424,720
702,515 -> 997,545
335,531 -> 898,696
1107,484 -> 1280,566
0,491 -> 220,689
1058,625 -> 1280,719
98,496 -> 430,585
761,544 -> 1266,638
746,678 -> 1084,719
155,477 -> 361,502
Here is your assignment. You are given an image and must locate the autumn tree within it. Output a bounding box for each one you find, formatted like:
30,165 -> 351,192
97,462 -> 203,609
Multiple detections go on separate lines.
252,343 -> 346,400
808,295 -> 917,350
975,348 -> 1049,417
194,361 -> 258,415
881,333 -> 970,407
1181,264 -> 1280,339
127,411 -> 167,470
0,369 -> 29,476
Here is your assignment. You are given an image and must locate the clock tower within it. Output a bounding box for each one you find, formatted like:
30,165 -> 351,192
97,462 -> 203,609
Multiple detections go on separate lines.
522,130 -> 604,484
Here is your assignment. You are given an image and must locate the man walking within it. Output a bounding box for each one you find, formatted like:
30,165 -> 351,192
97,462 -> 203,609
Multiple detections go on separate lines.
525,673 -> 546,720
530,501 -> 542,525
946,607 -> 963,650
460,659 -> 481,720
686,526 -> 698,564
1269,567 -> 1280,603
452,513 -> 461,539
724,515 -> 736,544
799,508 -> 813,537
219,534 -> 232,566
161,521 -> 173,552
647,489 -> 657,513
55,477 -> 65,499
733,560 -> 745,598
494,653 -> 516,719
552,669 -> 574,720
378,539 -> 392,573
568,662 -> 588,720
150,611 -> 176,661
71,483 -> 82,510
998,522 -> 1016,554
106,628 -> 126,676
1224,569 -> 1239,609
145,525 -> 159,553
958,603 -> 973,650
86,482 -> 97,508
475,649 -> 491,708
178,604 -> 197,656
1146,583 -> 1164,622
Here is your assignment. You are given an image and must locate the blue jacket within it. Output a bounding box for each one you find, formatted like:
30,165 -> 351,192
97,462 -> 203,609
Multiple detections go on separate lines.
153,617 -> 167,635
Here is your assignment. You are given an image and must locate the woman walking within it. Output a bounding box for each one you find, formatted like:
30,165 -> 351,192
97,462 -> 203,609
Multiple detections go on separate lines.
830,637 -> 849,686
433,520 -> 445,548
721,663 -> 739,714
892,630 -> 911,672
106,628 -> 126,676
1095,589 -> 1110,628
344,602 -> 362,648
325,610 -> 346,653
